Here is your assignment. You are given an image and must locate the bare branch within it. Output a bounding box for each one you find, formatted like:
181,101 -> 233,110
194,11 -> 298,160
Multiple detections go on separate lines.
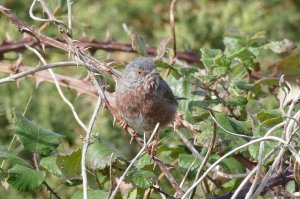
109,123 -> 160,199
81,96 -> 102,199
181,136 -> 287,199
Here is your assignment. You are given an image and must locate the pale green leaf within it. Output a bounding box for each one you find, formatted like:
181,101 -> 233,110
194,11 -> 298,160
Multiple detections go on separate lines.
40,156 -> 62,177
127,170 -> 157,189
0,147 -> 31,167
13,112 -> 64,155
7,164 -> 46,192
56,149 -> 81,178
71,189 -> 109,199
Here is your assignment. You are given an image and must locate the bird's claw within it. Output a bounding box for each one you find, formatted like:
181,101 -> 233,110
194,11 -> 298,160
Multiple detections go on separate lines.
173,111 -> 184,132
119,120 -> 128,129
148,140 -> 158,157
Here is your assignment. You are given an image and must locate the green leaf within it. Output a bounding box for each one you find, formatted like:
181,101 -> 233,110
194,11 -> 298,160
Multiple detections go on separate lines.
227,96 -> 248,106
212,66 -> 228,76
71,189 -> 109,199
128,188 -> 138,199
214,112 -> 252,136
178,154 -> 201,171
224,37 -> 244,57
179,67 -> 198,76
215,179 -> 240,195
13,112 -> 64,155
136,153 -> 153,169
127,170 -> 157,189
56,149 -> 81,178
64,179 -> 82,186
86,140 -> 124,170
256,109 -> 282,123
220,157 -> 246,174
234,81 -> 255,91
248,128 -> 281,161
7,164 -> 46,192
0,147 -> 31,167
40,156 -> 62,177
200,48 -> 223,69
264,39 -> 296,54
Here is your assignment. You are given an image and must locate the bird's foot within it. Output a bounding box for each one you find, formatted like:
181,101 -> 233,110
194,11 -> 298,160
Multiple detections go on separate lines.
173,111 -> 184,132
119,120 -> 128,129
148,140 -> 158,157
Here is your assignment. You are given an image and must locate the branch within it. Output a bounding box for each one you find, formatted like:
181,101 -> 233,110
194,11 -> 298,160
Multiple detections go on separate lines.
109,124 -> 160,199
0,6 -> 187,196
214,167 -> 294,199
81,96 -> 102,199
0,37 -> 201,64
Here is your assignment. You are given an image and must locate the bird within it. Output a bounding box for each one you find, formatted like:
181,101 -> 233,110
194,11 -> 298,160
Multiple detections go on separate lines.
114,57 -> 178,134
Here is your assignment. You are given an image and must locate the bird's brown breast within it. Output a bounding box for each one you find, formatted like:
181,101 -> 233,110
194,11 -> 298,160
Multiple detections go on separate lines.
115,78 -> 177,132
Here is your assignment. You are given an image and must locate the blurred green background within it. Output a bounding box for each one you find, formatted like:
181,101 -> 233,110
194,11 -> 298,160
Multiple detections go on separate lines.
0,0 -> 299,198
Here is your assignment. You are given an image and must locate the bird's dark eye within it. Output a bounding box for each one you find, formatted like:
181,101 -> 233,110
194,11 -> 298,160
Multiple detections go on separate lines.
136,68 -> 144,76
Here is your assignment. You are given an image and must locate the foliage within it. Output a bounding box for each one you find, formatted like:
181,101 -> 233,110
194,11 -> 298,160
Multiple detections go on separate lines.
0,0 -> 300,199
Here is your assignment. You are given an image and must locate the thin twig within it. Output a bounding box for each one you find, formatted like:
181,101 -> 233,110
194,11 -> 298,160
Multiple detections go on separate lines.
81,95 -> 102,199
181,136 -> 287,199
209,111 -> 258,139
1,5 -> 185,196
0,92 -> 33,168
164,0 -> 177,79
0,61 -> 84,84
29,0 -> 63,24
176,130 -> 246,179
109,123 -> 160,199
67,0 -> 72,36
25,45 -> 88,131
188,115 -> 217,199
0,62 -> 97,96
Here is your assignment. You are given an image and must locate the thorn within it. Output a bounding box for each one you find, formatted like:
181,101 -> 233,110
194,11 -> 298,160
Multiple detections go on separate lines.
41,44 -> 46,53
15,79 -> 20,87
113,117 -> 116,127
130,137 -> 134,144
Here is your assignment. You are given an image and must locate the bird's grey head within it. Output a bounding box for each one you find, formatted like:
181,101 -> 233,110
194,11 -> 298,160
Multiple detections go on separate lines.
122,57 -> 158,85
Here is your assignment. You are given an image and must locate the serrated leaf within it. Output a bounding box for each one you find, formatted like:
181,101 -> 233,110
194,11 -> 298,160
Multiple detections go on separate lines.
7,164 -> 46,192
40,156 -> 62,177
224,37 -> 244,57
86,140 -> 124,170
215,179 -> 240,195
136,153 -> 153,169
212,66 -> 228,76
178,154 -> 201,171
13,112 -> 64,155
0,147 -> 31,167
214,112 -> 252,135
179,67 -> 198,76
256,109 -> 281,123
264,39 -> 296,54
127,170 -> 157,189
56,149 -> 81,178
248,128 -> 281,161
220,157 -> 246,174
234,81 -> 254,91
200,48 -> 223,69
128,188 -> 138,199
227,96 -> 248,106
71,189 -> 109,199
